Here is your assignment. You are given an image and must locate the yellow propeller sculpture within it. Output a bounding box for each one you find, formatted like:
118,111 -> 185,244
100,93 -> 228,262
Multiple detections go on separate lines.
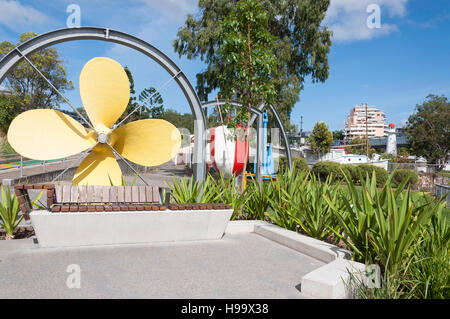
7,57 -> 181,186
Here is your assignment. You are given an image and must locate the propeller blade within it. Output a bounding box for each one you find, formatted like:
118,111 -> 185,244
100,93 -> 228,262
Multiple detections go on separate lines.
72,146 -> 123,186
79,57 -> 129,132
112,119 -> 181,167
7,109 -> 96,160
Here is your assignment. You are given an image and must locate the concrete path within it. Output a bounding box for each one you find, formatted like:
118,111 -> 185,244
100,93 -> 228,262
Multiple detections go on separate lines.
0,233 -> 323,298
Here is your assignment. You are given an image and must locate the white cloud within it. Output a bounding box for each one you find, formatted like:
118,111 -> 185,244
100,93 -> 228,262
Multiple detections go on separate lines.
325,0 -> 408,42
0,0 -> 47,31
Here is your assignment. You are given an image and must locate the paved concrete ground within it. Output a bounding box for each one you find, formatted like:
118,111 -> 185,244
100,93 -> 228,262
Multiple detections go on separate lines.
0,233 -> 324,298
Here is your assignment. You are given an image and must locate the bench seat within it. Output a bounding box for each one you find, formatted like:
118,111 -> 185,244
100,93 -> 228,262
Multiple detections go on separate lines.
14,184 -> 232,219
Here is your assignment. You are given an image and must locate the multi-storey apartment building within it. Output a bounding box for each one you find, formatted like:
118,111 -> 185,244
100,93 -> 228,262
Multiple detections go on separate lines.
344,105 -> 387,140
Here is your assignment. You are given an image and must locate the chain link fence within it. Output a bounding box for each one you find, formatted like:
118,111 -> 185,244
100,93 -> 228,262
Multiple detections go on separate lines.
387,162 -> 447,174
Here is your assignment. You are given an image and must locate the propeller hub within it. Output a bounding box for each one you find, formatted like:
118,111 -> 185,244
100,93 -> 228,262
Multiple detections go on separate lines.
98,133 -> 109,144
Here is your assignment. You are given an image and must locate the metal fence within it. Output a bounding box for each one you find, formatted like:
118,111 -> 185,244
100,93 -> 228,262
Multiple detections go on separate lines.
0,152 -> 87,178
435,184 -> 450,207
387,162 -> 445,173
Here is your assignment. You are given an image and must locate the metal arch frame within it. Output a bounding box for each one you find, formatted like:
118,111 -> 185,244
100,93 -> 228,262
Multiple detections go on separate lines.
0,27 -> 206,183
202,100 -> 292,171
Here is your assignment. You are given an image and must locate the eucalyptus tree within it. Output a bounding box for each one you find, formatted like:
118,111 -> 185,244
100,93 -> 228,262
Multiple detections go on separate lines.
174,0 -> 332,129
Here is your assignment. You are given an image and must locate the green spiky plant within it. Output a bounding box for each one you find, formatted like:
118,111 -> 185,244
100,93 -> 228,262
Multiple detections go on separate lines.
264,168 -> 308,230
278,173 -> 340,241
326,169 -> 445,274
0,186 -> 21,240
167,175 -> 217,204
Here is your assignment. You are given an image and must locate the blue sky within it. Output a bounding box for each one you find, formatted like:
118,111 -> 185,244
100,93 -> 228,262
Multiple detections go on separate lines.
0,0 -> 449,132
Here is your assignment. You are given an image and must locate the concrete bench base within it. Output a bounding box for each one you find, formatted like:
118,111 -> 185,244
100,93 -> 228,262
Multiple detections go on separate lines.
30,209 -> 233,248
301,259 -> 367,299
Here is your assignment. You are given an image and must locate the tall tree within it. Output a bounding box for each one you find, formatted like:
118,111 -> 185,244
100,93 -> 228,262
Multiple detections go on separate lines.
160,109 -> 194,134
308,121 -> 333,158
0,32 -> 73,133
347,137 -> 376,159
213,0 -> 279,192
174,0 -> 332,129
406,94 -> 450,171
119,66 -> 164,124
138,87 -> 164,119
333,129 -> 345,141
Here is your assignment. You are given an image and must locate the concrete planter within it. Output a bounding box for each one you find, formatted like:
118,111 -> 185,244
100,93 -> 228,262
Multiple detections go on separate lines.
30,209 -> 233,248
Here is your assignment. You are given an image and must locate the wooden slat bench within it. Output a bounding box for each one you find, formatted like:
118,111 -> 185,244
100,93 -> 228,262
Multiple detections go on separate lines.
15,184 -> 171,219
14,184 -> 233,220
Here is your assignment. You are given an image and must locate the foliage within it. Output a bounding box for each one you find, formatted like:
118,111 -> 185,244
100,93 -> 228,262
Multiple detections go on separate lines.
269,173 -> 340,241
167,175 -> 217,204
347,137 -> 376,159
167,174 -> 247,218
277,156 -> 308,173
395,148 -> 412,163
214,0 -> 281,192
0,32 -> 73,133
174,0 -> 332,130
308,122 -> 333,157
138,87 -> 164,119
0,186 -> 21,239
346,267 -> 408,299
1,140 -> 16,154
159,109 -> 194,134
348,209 -> 449,299
312,161 -> 345,181
439,170 -> 450,179
333,130 -> 345,141
119,66 -> 164,124
211,0 -> 279,129
380,153 -> 395,161
243,179 -> 273,220
210,174 -> 248,219
0,94 -> 20,134
347,137 -> 366,155
343,165 -> 360,183
406,94 -> 450,171
392,169 -> 418,188
326,170 -> 445,274
403,212 -> 449,298
357,164 -> 388,186
264,168 -> 307,230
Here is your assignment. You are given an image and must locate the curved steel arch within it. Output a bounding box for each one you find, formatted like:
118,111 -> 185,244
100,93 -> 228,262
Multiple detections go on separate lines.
0,27 -> 206,183
202,100 -> 292,170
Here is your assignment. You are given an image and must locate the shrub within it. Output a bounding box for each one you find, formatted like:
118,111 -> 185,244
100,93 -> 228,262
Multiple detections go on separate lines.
167,174 -> 247,219
0,186 -> 21,240
243,179 -> 272,220
380,153 -> 395,161
343,165 -> 360,183
268,173 -> 340,241
393,169 -> 418,188
312,161 -> 345,181
167,175 -> 217,204
326,170 -> 445,274
264,168 -> 308,230
1,141 -> 15,155
278,156 -> 308,173
357,164 -> 388,186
